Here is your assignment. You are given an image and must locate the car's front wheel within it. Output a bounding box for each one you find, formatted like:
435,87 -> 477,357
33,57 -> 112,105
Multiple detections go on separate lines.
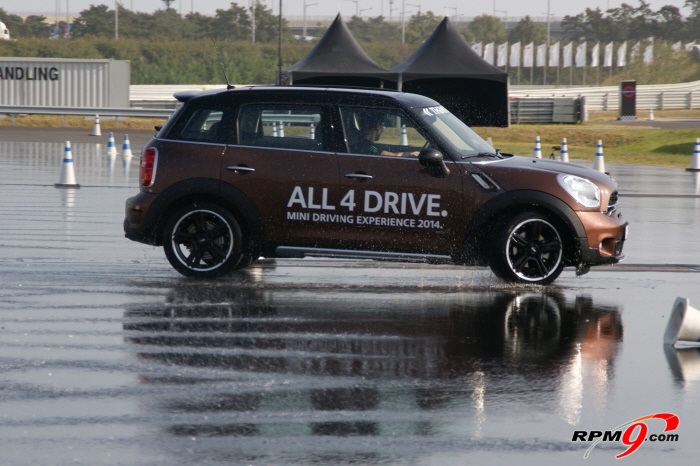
162,202 -> 244,278
490,212 -> 565,285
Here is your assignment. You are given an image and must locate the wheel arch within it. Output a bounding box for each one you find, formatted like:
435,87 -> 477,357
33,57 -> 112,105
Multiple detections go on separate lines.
461,190 -> 585,266
148,178 -> 264,250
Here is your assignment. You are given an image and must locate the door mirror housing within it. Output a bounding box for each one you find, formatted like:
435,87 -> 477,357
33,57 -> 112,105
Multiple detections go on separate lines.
419,148 -> 450,178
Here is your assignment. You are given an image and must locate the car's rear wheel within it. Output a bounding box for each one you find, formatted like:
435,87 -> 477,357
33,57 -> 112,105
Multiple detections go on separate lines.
163,202 -> 244,278
490,212 -> 565,285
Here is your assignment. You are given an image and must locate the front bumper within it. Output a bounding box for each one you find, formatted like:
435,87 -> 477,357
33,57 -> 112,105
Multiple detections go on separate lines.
575,210 -> 628,267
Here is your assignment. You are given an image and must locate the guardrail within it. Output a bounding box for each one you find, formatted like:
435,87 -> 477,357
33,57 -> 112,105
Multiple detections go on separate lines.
510,98 -> 583,124
510,80 -> 700,112
0,105 -> 175,126
3,79 -> 700,126
1,105 -> 174,118
130,84 -> 225,109
131,82 -> 700,113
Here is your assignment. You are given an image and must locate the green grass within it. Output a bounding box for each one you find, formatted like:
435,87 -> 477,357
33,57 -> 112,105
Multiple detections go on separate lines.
4,111 -> 700,168
478,111 -> 700,168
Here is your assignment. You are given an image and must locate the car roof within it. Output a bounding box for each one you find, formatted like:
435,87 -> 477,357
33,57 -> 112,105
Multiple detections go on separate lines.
174,85 -> 439,109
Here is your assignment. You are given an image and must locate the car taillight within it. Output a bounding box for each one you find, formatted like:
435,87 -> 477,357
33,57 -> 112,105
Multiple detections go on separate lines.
140,147 -> 158,187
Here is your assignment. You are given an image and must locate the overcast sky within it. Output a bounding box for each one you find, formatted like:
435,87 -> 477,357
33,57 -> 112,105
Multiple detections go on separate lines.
2,0 -> 690,21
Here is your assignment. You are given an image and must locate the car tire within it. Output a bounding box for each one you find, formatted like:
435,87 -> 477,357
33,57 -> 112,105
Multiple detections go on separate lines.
162,202 -> 244,278
489,212 -> 565,285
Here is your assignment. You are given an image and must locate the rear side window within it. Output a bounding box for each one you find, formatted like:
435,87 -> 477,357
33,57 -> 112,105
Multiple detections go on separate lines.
166,105 -> 231,144
238,104 -> 325,152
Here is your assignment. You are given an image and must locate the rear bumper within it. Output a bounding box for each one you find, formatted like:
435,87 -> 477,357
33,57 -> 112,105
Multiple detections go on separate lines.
123,191 -> 161,245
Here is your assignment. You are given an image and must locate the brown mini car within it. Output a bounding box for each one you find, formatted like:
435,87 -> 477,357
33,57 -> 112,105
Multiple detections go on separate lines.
124,86 -> 628,284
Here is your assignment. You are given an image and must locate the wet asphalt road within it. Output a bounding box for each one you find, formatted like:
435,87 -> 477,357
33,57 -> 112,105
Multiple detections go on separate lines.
1,127 -> 700,465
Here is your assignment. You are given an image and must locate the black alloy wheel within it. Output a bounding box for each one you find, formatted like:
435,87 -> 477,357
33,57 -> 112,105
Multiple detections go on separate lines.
163,203 -> 243,278
490,212 -> 565,285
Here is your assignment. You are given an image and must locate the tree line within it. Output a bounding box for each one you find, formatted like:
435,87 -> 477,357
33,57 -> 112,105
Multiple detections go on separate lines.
1,1 -> 700,43
2,1 -> 700,86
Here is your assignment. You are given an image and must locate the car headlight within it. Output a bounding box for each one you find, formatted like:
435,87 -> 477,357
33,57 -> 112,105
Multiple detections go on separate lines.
558,174 -> 601,208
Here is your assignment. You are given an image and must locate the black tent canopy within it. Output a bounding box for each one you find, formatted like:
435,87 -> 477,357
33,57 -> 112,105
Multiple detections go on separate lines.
284,14 -> 390,88
284,15 -> 509,127
389,17 -> 509,127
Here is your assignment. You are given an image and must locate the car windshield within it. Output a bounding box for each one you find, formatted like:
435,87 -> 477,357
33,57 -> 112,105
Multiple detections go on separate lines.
413,105 -> 495,158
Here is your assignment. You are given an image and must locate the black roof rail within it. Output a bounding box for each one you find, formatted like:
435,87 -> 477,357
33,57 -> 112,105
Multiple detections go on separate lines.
286,83 -> 401,93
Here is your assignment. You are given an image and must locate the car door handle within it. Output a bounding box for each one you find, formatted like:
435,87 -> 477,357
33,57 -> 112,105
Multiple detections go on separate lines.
344,173 -> 373,181
226,165 -> 255,174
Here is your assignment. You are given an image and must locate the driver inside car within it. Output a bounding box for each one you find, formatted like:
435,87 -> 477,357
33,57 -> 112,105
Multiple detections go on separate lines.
355,112 -> 420,157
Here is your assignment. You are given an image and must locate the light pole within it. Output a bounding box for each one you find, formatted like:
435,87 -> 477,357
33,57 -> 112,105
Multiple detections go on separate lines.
495,9 -> 507,24
114,0 -> 119,41
277,0 -> 282,85
544,0 -> 552,86
359,7 -> 372,17
546,0 -> 551,48
401,3 -> 419,44
303,0 -> 318,37
401,0 -> 406,44
251,0 -> 256,43
344,0 -> 359,16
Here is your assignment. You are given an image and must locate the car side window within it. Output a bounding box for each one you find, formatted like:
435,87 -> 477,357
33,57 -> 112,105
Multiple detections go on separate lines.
340,106 -> 427,157
238,104 -> 324,152
166,105 -> 231,144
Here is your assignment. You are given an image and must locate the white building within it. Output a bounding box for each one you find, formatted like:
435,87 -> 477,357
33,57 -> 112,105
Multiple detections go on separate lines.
0,21 -> 10,40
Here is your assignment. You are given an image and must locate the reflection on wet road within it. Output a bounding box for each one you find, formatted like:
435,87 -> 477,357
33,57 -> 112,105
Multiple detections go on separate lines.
124,280 -> 621,448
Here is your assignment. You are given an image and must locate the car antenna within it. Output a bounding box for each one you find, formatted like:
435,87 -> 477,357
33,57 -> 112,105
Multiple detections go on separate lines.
211,37 -> 234,90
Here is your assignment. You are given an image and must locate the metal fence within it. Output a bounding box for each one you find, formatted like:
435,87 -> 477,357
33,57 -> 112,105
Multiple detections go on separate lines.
510,80 -> 700,112
130,84 -> 226,108
510,98 -> 583,124
2,81 -> 700,124
132,82 -> 700,113
0,104 -> 174,127
0,105 -> 173,119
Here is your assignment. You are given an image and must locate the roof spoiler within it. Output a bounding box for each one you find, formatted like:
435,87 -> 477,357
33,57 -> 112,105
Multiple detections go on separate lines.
173,90 -> 203,103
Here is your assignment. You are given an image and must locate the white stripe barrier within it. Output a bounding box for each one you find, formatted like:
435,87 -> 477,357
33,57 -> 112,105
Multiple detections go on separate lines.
533,135 -> 542,159
90,114 -> 102,136
560,138 -> 569,162
687,138 -> 700,172
593,139 -> 606,173
106,132 -> 117,156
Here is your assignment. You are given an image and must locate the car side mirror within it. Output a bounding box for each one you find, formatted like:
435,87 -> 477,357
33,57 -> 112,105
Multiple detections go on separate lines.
419,148 -> 450,178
